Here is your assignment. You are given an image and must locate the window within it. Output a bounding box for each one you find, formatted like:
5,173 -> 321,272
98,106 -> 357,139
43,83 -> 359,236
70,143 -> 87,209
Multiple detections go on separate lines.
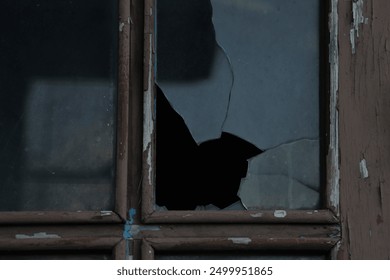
0,0 -> 130,259
138,0 -> 340,259
1,0 -> 346,260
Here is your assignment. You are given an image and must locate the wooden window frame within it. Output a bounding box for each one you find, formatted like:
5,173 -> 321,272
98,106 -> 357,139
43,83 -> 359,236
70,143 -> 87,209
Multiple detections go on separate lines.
138,223 -> 339,260
126,0 -> 342,260
141,0 -> 339,225
0,0 -> 347,259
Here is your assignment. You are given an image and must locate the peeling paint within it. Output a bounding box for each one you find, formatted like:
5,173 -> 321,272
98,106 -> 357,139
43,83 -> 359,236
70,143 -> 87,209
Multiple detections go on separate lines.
119,22 -> 125,32
143,34 -> 154,185
119,17 -> 131,32
100,210 -> 113,216
128,225 -> 161,238
123,208 -> 137,240
329,0 -> 340,214
350,0 -> 367,54
359,158 -> 369,179
273,210 -> 287,218
228,237 -> 252,245
15,232 -> 61,239
250,213 -> 263,218
123,211 -> 161,239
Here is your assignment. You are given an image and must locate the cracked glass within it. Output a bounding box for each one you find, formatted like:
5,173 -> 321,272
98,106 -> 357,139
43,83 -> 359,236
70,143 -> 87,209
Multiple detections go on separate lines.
155,0 -> 321,210
0,0 -> 118,211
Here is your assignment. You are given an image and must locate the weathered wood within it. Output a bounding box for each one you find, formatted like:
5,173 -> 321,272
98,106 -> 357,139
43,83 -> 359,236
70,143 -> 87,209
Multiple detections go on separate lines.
141,239 -> 154,260
142,0 -> 156,220
0,211 -> 122,225
128,0 -> 144,224
143,210 -> 338,224
116,0 -> 131,220
326,0 -> 340,214
0,225 -> 122,250
113,239 -> 127,260
338,0 -> 390,259
144,237 -> 337,253
130,224 -> 340,240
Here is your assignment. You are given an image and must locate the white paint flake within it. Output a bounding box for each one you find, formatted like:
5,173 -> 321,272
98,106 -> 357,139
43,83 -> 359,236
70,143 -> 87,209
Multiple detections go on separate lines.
360,158 -> 369,179
250,213 -> 264,218
273,210 -> 287,218
228,237 -> 252,245
143,34 -> 154,185
15,232 -> 61,239
350,0 -> 367,54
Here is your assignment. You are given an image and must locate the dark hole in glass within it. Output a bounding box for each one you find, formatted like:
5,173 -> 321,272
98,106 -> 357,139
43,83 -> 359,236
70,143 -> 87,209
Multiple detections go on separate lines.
0,0 -> 118,211
156,88 -> 261,210
155,0 -> 261,210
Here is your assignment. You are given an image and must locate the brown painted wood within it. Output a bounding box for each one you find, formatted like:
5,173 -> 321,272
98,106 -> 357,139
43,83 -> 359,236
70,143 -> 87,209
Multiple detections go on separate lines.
141,239 -> 154,260
128,0 -> 144,224
338,0 -> 390,259
144,237 -> 337,252
142,0 -> 156,220
143,210 -> 338,224
0,211 -> 122,225
130,224 -> 340,240
0,225 -> 122,250
116,0 -> 131,220
114,239 -> 127,260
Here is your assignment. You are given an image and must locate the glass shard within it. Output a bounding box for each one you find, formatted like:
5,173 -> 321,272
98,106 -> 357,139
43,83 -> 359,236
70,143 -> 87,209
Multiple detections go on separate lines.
211,0 -> 320,149
238,174 -> 320,210
247,139 -> 320,190
222,200 -> 246,211
238,139 -> 320,209
195,204 -> 220,211
156,0 -> 233,144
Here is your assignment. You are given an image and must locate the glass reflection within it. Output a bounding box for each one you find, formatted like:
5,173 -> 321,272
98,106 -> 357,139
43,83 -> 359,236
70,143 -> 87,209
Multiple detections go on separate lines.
0,0 -> 118,211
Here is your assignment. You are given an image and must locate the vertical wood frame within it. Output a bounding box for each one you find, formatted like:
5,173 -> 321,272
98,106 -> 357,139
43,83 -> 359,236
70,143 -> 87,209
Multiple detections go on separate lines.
337,0 -> 390,259
0,0 -> 131,225
141,0 -> 340,224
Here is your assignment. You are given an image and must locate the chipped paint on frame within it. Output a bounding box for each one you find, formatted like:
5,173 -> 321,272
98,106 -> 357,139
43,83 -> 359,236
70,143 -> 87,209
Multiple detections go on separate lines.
228,237 -> 252,245
143,34 -> 154,186
15,232 -> 61,239
350,0 -> 367,54
328,0 -> 340,215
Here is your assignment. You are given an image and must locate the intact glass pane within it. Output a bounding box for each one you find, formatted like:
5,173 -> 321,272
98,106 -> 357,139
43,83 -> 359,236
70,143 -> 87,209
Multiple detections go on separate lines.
0,0 -> 118,211
155,0 -> 321,210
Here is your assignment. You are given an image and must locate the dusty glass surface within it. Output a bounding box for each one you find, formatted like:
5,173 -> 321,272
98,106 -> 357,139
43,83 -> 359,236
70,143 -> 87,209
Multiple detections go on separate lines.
155,0 -> 321,210
0,0 -> 118,211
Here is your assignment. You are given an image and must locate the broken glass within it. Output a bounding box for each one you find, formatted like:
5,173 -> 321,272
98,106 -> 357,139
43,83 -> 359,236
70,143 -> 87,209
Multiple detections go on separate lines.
155,0 -> 321,210
0,0 -> 117,211
156,0 -> 233,143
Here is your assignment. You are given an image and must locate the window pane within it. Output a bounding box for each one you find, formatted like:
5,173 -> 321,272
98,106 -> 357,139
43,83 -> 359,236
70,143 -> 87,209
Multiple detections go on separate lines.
0,0 -> 118,211
155,0 -> 321,210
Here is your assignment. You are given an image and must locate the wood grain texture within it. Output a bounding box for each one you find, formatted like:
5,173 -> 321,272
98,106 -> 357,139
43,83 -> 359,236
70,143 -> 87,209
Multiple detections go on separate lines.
338,0 -> 390,259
